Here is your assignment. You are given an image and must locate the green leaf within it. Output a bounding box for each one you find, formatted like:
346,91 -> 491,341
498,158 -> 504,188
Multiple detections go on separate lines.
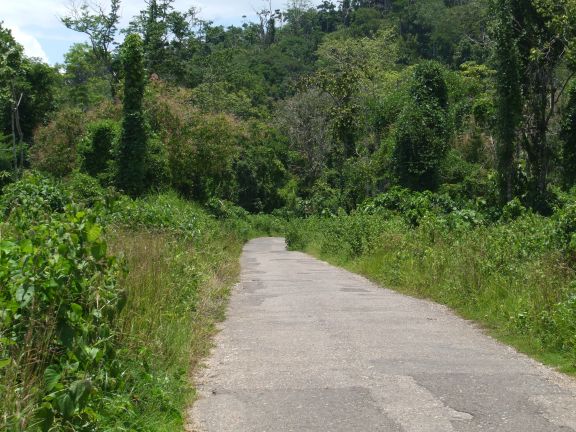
70,303 -> 83,318
56,392 -> 76,418
15,285 -> 34,306
85,347 -> 100,361
0,358 -> 10,369
20,239 -> 33,254
0,240 -> 15,252
35,403 -> 54,432
87,224 -> 102,242
44,365 -> 61,391
70,379 -> 92,405
91,242 -> 106,260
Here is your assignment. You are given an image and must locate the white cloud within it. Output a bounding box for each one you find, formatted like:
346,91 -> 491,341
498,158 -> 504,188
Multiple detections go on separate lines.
6,24 -> 50,62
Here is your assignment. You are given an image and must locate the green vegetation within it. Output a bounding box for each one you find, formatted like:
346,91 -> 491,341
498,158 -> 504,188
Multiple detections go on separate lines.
0,174 -> 256,430
118,34 -> 147,196
3,0 -> 576,429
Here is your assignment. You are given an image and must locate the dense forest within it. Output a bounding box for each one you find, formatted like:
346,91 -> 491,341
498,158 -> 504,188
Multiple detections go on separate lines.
2,0 -> 576,430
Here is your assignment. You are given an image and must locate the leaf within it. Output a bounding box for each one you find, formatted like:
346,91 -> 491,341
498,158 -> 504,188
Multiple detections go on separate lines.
70,379 -> 92,405
20,239 -> 33,254
85,346 -> 100,361
0,240 -> 15,252
15,285 -> 34,307
70,303 -> 83,318
44,365 -> 61,391
91,242 -> 106,260
56,392 -> 76,418
0,358 -> 10,369
87,224 -> 102,242
35,403 -> 54,432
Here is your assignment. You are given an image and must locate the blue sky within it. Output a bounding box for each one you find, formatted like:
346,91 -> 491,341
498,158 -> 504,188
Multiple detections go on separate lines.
3,0 -> 322,65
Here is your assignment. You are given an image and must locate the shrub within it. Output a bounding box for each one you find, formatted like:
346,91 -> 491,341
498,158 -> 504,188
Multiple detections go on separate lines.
0,175 -> 126,430
79,119 -> 119,180
31,108 -> 86,177
1,171 -> 68,228
64,171 -> 108,207
143,135 -> 171,191
205,197 -> 249,220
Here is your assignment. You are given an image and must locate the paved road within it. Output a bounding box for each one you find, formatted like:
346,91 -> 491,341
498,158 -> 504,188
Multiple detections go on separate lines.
189,237 -> 576,432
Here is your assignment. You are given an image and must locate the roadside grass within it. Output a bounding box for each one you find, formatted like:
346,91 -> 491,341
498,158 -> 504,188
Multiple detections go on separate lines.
104,194 -> 247,430
288,214 -> 576,376
102,192 -> 285,430
0,180 -> 256,431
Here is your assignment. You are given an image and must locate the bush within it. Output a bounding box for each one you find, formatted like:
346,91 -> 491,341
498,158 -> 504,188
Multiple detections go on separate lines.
0,175 -> 126,431
1,171 -> 69,228
143,135 -> 171,191
64,171 -> 109,207
79,120 -> 119,180
31,108 -> 86,177
205,197 -> 249,220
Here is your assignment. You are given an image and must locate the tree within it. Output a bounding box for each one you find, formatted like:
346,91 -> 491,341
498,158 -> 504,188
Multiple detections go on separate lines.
117,34 -> 146,196
125,0 -> 200,81
0,23 -> 24,173
493,0 -> 521,203
61,0 -> 121,97
61,43 -> 110,108
0,24 -> 57,174
393,61 -> 449,190
317,1 -> 340,33
277,89 -> 335,185
493,0 -> 576,211
561,81 -> 576,188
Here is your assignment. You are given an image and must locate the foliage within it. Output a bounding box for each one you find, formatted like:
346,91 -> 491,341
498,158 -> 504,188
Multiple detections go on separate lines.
79,119 -> 119,180
117,34 -> 147,196
393,62 -> 450,191
0,174 -> 125,431
60,43 -> 111,109
31,108 -> 86,177
0,174 -> 262,431
61,0 -> 121,97
561,81 -> 576,189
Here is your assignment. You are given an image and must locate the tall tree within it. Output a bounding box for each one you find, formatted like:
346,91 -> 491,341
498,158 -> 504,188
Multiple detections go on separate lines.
493,0 -> 522,204
561,81 -> 576,189
117,34 -> 146,196
493,0 -> 576,211
0,23 -> 24,173
61,0 -> 121,97
393,61 -> 450,191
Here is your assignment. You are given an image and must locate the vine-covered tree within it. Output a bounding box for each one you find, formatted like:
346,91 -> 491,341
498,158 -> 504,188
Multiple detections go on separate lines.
393,61 -> 449,191
117,34 -> 146,196
493,0 -> 522,204
493,0 -> 576,211
562,82 -> 576,189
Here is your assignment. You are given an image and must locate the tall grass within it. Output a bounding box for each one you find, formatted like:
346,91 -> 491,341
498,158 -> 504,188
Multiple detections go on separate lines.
1,180 -> 249,431
104,194 -> 246,430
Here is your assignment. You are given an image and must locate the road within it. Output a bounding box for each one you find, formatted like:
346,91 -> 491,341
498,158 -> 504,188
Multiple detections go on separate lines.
189,237 -> 576,432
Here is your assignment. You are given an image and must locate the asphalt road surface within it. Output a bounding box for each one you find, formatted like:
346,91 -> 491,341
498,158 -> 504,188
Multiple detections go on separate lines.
189,237 -> 576,432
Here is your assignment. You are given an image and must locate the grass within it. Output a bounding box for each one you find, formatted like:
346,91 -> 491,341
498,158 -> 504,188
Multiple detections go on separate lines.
104,199 -> 246,430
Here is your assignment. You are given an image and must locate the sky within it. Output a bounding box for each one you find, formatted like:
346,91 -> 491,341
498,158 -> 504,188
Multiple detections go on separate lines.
2,0 -> 321,65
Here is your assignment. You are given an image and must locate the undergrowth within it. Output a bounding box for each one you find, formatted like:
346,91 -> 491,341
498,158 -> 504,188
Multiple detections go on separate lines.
0,172 -> 280,431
